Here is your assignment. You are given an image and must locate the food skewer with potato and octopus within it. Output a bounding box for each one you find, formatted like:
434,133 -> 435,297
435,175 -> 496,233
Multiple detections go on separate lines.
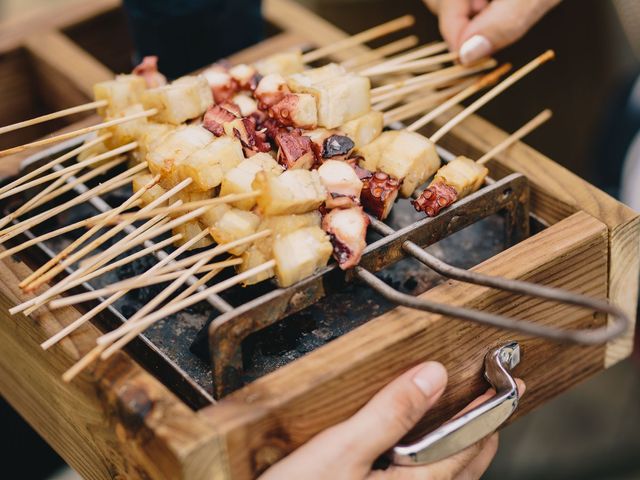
0,16 -> 555,379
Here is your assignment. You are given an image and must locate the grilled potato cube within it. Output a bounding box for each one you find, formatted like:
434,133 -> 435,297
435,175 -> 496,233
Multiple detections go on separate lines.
253,169 -> 326,215
273,226 -> 333,287
238,246 -> 275,285
238,211 -> 322,285
94,74 -> 146,117
433,156 -> 488,199
104,103 -> 149,149
254,50 -> 305,76
176,136 -> 244,191
132,172 -> 168,208
287,63 -> 347,90
340,110 -> 384,149
220,154 -> 284,210
358,131 -> 440,197
293,75 -> 371,129
135,123 -> 174,163
232,94 -> 258,117
172,220 -> 214,250
147,126 -> 214,189
208,208 -> 261,255
200,203 -> 231,228
142,75 -> 213,124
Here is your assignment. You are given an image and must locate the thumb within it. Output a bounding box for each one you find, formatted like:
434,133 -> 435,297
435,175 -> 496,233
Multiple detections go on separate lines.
458,0 -> 561,64
332,361 -> 448,466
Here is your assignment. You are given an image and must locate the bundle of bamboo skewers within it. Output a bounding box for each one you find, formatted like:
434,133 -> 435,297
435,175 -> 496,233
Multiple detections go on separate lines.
0,15 -> 554,381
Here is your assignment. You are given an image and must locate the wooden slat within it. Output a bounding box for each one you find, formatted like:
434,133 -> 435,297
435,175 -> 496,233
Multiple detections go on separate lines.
0,257 -> 223,480
25,30 -> 113,106
0,0 -> 120,54
200,211 -> 610,478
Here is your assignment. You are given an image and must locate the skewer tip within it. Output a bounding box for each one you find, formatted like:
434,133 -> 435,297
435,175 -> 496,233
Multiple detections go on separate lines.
540,50 -> 556,63
478,63 -> 512,88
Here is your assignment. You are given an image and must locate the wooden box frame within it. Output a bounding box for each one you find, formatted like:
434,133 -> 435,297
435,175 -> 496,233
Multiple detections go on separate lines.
0,1 -> 637,478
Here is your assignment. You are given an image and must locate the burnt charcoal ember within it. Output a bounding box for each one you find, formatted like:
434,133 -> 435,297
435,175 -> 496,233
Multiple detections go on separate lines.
361,172 -> 401,220
412,181 -> 458,217
322,135 -> 355,159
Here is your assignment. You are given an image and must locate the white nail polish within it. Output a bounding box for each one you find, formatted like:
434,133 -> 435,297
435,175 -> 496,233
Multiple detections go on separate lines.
459,35 -> 493,65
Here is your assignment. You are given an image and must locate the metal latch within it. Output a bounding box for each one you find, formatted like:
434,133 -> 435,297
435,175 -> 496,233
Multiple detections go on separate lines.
390,342 -> 521,466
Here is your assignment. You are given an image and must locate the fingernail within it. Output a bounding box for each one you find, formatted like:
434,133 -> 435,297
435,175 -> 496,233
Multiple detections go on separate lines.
413,362 -> 447,397
459,35 -> 493,65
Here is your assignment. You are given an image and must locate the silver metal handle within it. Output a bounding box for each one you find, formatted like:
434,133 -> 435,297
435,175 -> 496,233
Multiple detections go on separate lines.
390,342 -> 521,466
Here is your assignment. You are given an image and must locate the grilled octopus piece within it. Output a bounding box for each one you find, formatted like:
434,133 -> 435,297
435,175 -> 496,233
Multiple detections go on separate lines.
275,132 -> 315,169
132,56 -> 167,88
412,181 -> 458,217
203,103 -> 239,136
322,207 -> 369,270
233,117 -> 271,155
318,159 -> 363,209
360,171 -> 401,220
203,67 -> 239,104
229,64 -> 261,91
255,74 -> 291,110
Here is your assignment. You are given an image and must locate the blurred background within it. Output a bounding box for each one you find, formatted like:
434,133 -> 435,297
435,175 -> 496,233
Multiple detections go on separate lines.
1,0 -> 639,479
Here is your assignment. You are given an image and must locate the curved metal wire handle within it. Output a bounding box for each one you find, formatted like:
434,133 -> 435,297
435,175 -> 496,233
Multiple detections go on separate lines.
359,218 -> 630,345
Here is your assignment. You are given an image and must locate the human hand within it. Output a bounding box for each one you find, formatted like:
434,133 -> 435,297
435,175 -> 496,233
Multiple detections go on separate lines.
424,0 -> 562,64
259,361 -> 526,479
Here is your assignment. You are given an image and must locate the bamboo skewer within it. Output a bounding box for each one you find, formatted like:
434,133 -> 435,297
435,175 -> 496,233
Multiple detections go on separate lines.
477,109 -> 553,165
360,41 -> 448,72
0,108 -> 156,158
0,142 -> 137,201
429,50 -> 556,143
0,100 -> 108,136
407,63 -> 512,133
47,229 -> 271,309
0,133 -> 111,198
42,220 -> 227,351
89,260 -> 276,365
49,258 -> 242,311
13,179 -> 194,311
16,212 -> 171,317
41,231 -> 211,351
342,35 -> 419,70
93,191 -> 261,225
371,62 -> 495,105
361,51 -> 459,77
0,163 -> 145,244
382,80 -> 476,126
20,174 -> 161,291
0,155 -> 127,233
97,255 -> 235,348
24,156 -> 127,212
302,15 -> 415,63
0,209 -> 125,261
370,60 -> 496,100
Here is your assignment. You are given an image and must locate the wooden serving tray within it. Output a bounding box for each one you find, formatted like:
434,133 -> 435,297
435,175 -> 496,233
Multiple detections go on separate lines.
0,1 -> 637,479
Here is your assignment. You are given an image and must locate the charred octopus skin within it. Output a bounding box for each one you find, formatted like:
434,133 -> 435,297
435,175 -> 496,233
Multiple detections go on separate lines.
412,181 -> 458,217
322,207 -> 369,270
360,171 -> 401,220
322,135 -> 355,159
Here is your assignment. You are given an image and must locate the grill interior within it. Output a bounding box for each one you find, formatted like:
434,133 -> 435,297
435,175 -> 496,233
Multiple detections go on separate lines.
3,137 -> 535,408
